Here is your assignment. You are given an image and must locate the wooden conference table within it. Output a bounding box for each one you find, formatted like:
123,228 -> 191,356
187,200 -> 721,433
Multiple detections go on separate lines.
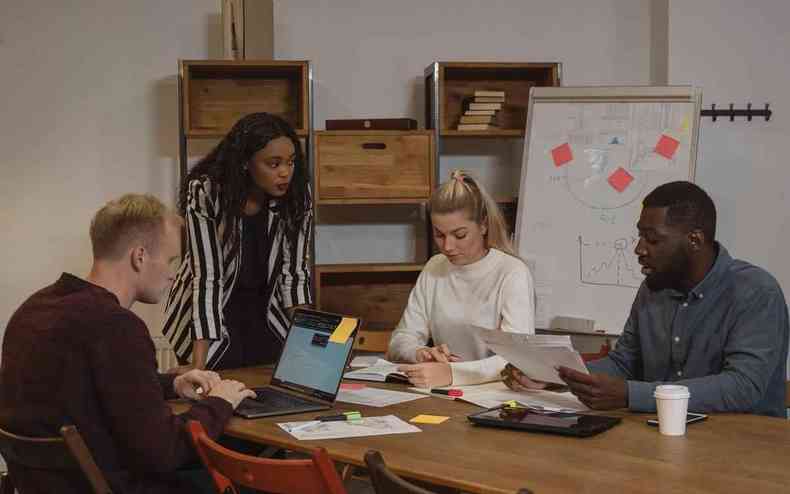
172,366 -> 790,494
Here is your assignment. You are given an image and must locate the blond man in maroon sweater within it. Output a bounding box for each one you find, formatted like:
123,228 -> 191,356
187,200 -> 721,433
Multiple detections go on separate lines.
0,194 -> 255,494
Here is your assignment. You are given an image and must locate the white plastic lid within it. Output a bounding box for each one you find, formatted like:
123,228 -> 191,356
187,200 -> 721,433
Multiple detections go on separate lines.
653,384 -> 690,399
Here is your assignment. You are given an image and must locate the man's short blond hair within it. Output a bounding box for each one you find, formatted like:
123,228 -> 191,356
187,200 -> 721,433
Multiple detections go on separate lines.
90,194 -> 179,260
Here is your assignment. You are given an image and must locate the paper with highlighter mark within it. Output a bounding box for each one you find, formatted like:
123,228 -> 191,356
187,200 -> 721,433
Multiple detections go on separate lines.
329,317 -> 358,343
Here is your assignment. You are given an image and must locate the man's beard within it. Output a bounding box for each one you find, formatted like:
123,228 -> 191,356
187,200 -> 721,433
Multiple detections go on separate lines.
644,249 -> 691,292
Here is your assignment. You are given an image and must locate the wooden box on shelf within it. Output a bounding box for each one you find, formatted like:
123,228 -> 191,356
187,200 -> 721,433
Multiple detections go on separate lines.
425,62 -> 561,137
314,131 -> 434,204
181,60 -> 310,138
314,263 -> 423,351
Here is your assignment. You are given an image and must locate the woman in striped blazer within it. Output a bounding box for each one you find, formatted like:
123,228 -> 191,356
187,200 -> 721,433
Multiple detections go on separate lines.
163,113 -> 313,371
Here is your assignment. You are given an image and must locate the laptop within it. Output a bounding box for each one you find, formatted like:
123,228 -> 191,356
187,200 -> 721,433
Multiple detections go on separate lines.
234,308 -> 361,419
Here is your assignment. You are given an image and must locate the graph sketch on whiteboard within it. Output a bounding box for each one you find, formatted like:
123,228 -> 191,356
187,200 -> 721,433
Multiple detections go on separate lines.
578,236 -> 643,288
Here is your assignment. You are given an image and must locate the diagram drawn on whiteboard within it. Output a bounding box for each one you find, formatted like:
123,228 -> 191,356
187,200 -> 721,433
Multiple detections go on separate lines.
578,235 -> 643,288
549,103 -> 684,213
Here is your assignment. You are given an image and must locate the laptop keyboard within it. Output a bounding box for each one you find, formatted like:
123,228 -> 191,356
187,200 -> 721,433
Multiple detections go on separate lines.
238,387 -> 319,414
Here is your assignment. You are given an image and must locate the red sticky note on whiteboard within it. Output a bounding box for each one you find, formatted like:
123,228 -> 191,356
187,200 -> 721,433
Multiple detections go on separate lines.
551,143 -> 573,167
608,167 -> 634,192
655,134 -> 680,159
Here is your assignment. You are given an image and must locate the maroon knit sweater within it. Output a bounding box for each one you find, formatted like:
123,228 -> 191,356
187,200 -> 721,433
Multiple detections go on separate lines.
0,273 -> 233,493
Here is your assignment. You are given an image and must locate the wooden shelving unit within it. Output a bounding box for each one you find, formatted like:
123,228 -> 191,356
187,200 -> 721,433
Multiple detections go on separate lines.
181,60 -> 310,138
314,130 -> 434,205
178,59 -> 313,180
424,62 -> 561,138
315,263 -> 423,332
313,131 -> 435,344
423,61 -> 561,238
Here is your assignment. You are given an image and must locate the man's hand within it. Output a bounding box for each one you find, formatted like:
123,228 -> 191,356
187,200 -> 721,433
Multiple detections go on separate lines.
173,369 -> 221,400
415,344 -> 461,363
500,364 -> 554,391
207,379 -> 257,409
397,362 -> 452,388
557,366 -> 627,410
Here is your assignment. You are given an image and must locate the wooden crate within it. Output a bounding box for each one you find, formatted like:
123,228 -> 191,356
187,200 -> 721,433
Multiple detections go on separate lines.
314,131 -> 434,204
181,60 -> 309,137
314,263 -> 422,334
425,62 -> 561,137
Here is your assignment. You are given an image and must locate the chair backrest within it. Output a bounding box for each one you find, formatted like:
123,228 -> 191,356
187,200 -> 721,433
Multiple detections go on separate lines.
785,380 -> 790,409
187,421 -> 347,494
364,450 -> 532,494
0,424 -> 113,494
364,450 -> 436,494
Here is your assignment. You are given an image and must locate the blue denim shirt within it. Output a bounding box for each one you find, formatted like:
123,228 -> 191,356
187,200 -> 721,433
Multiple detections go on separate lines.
587,244 -> 789,417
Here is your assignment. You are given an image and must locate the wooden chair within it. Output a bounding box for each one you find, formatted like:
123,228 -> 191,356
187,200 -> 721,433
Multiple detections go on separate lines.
785,380 -> 790,410
0,424 -> 113,494
186,421 -> 347,494
364,450 -> 533,494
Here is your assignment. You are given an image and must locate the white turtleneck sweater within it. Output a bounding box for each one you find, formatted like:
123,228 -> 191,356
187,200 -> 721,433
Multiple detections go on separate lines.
388,248 -> 535,385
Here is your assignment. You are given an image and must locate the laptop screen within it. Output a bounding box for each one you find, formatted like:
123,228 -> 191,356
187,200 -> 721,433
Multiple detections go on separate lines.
271,309 -> 359,401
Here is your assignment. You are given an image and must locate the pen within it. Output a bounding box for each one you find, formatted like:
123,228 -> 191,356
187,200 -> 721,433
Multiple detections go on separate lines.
431,388 -> 463,397
315,411 -> 362,422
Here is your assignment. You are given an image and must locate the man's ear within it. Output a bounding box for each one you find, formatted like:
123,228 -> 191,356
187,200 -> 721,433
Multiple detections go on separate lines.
688,229 -> 704,251
130,246 -> 146,272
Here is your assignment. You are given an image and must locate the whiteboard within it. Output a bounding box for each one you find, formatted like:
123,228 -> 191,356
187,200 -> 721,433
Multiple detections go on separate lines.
515,86 -> 702,334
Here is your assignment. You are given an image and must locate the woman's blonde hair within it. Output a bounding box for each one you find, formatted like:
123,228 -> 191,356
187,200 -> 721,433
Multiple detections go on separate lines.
429,170 -> 516,257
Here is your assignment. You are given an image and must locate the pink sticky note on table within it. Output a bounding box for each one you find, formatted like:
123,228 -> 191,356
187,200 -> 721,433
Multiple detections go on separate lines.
340,383 -> 366,390
608,167 -> 634,192
551,143 -> 573,167
655,134 -> 680,159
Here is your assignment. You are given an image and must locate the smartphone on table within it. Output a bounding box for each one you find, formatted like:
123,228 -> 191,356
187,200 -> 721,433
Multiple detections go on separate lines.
647,412 -> 708,427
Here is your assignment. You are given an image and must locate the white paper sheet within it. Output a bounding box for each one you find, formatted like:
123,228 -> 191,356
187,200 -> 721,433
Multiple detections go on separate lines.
409,382 -> 586,412
278,415 -> 421,440
336,387 -> 428,407
349,356 -> 382,368
479,330 -> 588,385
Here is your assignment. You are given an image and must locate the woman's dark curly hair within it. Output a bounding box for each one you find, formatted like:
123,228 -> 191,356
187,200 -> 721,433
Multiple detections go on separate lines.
179,112 -> 311,251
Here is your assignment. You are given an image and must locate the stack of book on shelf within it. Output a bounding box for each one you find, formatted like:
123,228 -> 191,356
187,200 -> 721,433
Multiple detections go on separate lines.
457,90 -> 505,131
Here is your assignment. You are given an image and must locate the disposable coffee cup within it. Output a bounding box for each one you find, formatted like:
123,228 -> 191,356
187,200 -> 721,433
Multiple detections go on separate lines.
653,385 -> 690,436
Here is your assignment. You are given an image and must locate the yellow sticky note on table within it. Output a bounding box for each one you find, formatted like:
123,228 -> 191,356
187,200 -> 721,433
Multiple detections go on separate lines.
409,415 -> 450,425
329,317 -> 357,343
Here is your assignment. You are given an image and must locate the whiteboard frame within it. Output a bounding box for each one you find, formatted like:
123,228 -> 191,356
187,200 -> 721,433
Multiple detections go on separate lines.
515,85 -> 703,248
514,85 -> 702,333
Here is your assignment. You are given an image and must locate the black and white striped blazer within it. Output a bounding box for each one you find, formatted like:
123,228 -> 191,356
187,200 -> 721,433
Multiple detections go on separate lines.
162,176 -> 313,369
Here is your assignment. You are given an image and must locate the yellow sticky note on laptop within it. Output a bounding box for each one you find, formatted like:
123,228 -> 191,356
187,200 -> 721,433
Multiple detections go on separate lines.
329,317 -> 358,343
409,415 -> 450,425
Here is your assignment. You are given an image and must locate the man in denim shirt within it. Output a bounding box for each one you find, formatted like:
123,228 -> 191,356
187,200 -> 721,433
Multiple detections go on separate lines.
505,181 -> 788,417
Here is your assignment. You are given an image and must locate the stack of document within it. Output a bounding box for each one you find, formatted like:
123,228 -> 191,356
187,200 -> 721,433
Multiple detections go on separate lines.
478,330 -> 589,385
343,358 -> 409,383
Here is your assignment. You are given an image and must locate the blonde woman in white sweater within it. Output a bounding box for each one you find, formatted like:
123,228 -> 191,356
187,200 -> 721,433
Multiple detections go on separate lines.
389,170 -> 535,388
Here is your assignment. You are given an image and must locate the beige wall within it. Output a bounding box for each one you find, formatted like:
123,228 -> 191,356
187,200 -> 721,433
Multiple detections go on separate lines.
274,0 -> 654,264
668,0 -> 790,297
0,0 -> 221,336
0,0 -> 659,343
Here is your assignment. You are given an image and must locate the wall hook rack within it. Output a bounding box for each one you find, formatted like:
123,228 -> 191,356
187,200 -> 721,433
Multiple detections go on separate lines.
700,103 -> 772,122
